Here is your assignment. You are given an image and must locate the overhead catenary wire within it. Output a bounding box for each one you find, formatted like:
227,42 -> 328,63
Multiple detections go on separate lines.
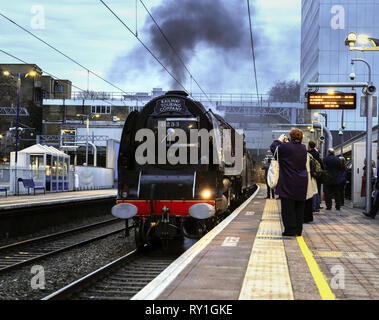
139,0 -> 214,106
246,0 -> 260,102
99,0 -> 188,93
0,12 -> 128,95
0,49 -> 116,107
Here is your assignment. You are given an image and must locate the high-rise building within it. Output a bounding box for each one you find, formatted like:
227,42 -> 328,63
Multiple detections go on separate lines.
300,0 -> 379,131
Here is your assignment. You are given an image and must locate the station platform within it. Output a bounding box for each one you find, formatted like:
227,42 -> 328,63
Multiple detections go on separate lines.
133,185 -> 379,300
0,189 -> 117,212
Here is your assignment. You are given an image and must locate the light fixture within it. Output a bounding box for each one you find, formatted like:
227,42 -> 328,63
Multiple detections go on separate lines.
3,70 -> 10,76
345,32 -> 357,47
201,189 -> 211,199
357,34 -> 370,45
327,89 -> 335,95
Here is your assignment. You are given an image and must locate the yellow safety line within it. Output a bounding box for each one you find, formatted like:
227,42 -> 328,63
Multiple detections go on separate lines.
296,236 -> 336,300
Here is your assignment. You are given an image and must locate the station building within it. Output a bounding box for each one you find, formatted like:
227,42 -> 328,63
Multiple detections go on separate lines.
300,0 -> 379,131
0,63 -> 72,162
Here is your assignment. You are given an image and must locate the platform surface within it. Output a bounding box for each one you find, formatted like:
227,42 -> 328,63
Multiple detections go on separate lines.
0,189 -> 117,211
133,185 -> 379,300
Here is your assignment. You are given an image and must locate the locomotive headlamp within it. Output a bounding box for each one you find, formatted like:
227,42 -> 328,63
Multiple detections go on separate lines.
201,189 -> 212,199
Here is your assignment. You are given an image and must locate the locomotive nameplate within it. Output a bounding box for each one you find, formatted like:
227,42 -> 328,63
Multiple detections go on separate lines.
155,98 -> 187,114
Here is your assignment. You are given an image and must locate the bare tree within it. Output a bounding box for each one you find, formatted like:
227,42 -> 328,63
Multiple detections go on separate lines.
76,91 -> 111,100
269,80 -> 300,103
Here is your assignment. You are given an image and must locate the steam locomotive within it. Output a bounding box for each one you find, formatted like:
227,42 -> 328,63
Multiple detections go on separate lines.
112,91 -> 255,248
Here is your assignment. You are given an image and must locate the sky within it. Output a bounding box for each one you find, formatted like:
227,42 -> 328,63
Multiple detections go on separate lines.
0,0 -> 301,96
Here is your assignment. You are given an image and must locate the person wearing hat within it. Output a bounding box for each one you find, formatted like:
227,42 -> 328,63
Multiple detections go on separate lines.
323,148 -> 342,211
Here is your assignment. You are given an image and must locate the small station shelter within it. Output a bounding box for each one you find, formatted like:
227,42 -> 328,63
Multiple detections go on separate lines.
10,144 -> 71,192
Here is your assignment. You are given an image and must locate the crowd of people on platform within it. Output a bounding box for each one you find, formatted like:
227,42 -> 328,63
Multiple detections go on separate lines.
265,127 -> 355,237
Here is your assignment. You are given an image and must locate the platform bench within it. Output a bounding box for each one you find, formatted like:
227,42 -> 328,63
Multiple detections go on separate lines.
18,179 -> 45,195
0,187 -> 7,197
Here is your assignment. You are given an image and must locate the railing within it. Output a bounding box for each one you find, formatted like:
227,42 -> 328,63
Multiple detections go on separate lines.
36,135 -> 109,145
43,90 -> 307,105
65,91 -> 271,103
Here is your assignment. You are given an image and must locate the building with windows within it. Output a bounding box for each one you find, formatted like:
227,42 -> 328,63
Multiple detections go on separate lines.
300,0 -> 379,132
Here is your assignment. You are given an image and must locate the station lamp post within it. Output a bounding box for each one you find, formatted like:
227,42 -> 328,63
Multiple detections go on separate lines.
346,32 -> 379,172
2,69 -> 37,194
313,112 -> 327,157
350,58 -> 375,215
76,113 -> 100,166
308,81 -> 375,213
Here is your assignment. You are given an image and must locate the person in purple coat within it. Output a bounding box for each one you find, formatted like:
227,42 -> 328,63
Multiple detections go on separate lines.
270,128 -> 308,236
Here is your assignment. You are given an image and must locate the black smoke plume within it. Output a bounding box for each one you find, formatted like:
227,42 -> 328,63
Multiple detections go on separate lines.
109,0 -> 260,91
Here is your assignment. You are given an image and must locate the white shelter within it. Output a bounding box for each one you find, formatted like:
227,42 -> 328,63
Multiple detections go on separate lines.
10,144 -> 71,192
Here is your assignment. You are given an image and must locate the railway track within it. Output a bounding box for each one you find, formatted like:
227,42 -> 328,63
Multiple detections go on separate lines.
0,218 -> 125,273
41,187 -> 259,300
42,250 -> 178,300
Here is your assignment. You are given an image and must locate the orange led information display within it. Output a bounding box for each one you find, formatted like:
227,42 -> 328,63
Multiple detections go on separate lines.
307,93 -> 356,110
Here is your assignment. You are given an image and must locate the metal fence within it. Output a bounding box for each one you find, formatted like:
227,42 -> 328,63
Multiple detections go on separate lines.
0,166 -> 75,196
0,165 -> 113,196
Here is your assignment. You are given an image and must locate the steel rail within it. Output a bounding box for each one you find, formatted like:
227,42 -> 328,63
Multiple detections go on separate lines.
41,249 -> 138,300
0,218 -> 126,274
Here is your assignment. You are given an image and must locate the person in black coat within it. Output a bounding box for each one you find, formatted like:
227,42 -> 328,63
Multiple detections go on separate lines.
323,148 -> 342,211
270,128 -> 308,236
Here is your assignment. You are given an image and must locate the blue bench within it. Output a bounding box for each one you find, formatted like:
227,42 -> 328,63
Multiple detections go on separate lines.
0,187 -> 7,197
18,178 -> 45,195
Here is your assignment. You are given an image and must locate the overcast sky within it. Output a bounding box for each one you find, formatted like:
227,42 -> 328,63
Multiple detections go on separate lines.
0,0 -> 300,95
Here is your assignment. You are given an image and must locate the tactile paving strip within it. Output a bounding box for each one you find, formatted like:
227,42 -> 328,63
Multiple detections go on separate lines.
239,200 -> 294,300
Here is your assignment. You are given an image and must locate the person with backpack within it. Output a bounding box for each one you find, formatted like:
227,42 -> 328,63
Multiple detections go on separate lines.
308,141 -> 323,212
